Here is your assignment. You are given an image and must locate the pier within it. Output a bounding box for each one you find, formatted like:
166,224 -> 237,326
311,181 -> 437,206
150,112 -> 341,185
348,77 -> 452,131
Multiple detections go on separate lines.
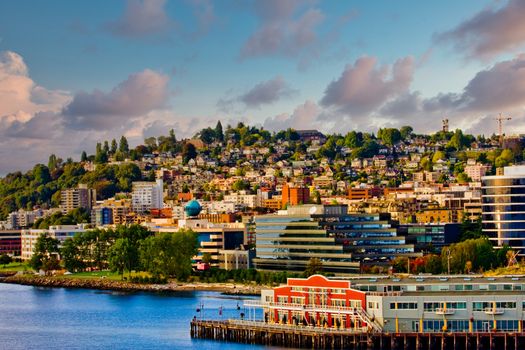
190,319 -> 525,350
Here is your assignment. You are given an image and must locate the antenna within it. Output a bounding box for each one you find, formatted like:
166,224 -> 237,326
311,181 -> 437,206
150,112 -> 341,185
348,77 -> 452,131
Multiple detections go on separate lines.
496,113 -> 512,147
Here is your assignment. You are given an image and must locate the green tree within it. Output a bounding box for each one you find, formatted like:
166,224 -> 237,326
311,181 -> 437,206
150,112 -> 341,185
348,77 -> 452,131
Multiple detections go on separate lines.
29,233 -> 60,273
110,139 -> 118,154
81,151 -> 88,162
215,121 -> 224,142
108,238 -> 133,277
139,229 -> 199,280
182,143 -> 197,164
0,253 -> 12,266
119,136 -> 129,154
305,257 -> 323,277
400,126 -> 413,140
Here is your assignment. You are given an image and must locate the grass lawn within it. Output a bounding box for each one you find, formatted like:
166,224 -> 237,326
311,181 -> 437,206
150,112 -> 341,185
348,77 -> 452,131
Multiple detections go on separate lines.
58,270 -> 152,281
0,262 -> 31,273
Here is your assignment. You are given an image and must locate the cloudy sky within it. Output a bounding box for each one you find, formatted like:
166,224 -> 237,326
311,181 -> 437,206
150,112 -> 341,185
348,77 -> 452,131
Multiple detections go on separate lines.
1,0 -> 525,174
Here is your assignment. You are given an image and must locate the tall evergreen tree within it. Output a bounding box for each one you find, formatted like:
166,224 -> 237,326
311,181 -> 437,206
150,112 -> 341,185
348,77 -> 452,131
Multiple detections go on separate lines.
215,121 -> 224,142
119,136 -> 129,154
110,139 -> 118,154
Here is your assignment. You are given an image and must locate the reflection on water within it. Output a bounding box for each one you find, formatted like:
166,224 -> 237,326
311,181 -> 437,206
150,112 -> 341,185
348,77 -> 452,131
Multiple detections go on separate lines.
0,283 -> 280,350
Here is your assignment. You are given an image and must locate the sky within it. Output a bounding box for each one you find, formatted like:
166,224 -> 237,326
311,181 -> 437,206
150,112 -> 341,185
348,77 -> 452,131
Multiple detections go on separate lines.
1,0 -> 525,174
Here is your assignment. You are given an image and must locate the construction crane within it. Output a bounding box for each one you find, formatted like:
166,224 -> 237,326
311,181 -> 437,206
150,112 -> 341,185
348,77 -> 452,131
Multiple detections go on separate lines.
496,113 -> 511,147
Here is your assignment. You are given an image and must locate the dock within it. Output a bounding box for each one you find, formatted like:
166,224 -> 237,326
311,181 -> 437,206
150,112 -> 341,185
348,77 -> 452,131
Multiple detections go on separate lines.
190,319 -> 525,349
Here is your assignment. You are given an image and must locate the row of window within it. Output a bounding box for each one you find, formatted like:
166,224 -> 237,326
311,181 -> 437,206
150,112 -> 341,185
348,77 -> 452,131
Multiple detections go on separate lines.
355,283 -> 523,292
423,302 -> 466,311
415,320 -> 520,332
389,301 -> 517,311
473,301 -> 516,311
390,302 -> 418,310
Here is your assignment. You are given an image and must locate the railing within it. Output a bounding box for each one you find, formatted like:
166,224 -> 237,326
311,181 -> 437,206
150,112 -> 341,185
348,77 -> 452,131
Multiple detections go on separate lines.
435,308 -> 455,315
227,319 -> 369,334
244,301 -> 363,314
243,302 -> 383,332
366,292 -> 403,297
484,308 -> 504,315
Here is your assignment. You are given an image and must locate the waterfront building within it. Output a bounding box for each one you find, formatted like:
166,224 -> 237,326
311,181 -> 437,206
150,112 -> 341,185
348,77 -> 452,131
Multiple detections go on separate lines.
60,184 -> 96,214
21,225 -> 87,260
253,206 -> 360,275
0,230 -> 21,256
254,205 -> 418,274
252,274 -> 525,333
131,179 -> 164,214
482,165 -> 525,254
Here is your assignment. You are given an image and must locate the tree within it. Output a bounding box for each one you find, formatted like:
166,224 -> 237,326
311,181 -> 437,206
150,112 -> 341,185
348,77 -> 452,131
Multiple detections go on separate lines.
108,238 -> 133,277
305,257 -> 323,277
0,254 -> 12,266
48,154 -> 59,171
182,143 -> 197,164
400,126 -> 413,140
81,151 -> 88,162
215,121 -> 224,142
29,233 -> 60,273
119,136 -> 129,154
199,127 -> 216,145
139,229 -> 199,280
144,137 -> 157,149
201,252 -> 212,264
378,128 -> 401,147
110,139 -> 118,154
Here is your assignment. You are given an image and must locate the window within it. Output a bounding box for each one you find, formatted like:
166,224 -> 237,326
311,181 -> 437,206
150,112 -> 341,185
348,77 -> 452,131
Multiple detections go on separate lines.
391,302 -> 417,310
367,301 -> 379,309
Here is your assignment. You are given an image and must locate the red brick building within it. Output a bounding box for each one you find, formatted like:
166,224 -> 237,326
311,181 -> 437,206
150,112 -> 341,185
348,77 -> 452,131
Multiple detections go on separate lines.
257,275 -> 372,329
282,184 -> 310,207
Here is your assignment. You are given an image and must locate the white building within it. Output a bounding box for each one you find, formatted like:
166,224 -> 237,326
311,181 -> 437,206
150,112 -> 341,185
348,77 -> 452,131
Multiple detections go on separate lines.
131,179 -> 164,214
224,191 -> 257,209
21,224 -> 87,260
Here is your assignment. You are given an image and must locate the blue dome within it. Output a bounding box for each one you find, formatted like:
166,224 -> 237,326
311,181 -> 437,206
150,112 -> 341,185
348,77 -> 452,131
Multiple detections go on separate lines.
185,200 -> 202,217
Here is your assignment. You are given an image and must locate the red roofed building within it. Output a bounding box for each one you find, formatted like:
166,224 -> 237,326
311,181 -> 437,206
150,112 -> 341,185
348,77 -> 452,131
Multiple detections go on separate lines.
253,275 -> 376,330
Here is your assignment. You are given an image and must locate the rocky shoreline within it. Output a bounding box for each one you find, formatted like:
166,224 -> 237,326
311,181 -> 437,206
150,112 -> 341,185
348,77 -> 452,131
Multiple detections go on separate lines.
0,275 -> 262,295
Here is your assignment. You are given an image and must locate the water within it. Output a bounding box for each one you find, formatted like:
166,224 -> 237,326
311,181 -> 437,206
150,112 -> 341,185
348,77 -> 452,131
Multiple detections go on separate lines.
0,283 -> 270,350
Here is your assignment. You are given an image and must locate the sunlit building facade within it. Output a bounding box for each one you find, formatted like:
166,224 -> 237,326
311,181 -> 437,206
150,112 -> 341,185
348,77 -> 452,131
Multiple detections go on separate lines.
482,166 -> 525,255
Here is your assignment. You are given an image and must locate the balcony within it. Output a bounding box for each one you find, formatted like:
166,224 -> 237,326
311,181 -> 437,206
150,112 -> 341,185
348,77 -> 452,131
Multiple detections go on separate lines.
484,308 -> 504,315
435,308 -> 455,315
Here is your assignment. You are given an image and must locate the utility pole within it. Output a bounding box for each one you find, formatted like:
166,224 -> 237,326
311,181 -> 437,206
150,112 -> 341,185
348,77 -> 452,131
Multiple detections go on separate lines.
496,113 -> 512,148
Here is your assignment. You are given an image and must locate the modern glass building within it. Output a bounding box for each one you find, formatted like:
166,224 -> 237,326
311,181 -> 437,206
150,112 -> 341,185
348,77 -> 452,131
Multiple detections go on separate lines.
482,166 -> 525,254
253,205 -> 418,274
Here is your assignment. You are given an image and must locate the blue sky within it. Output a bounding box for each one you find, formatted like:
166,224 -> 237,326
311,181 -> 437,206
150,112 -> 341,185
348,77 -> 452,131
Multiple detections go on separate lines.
1,0 -> 525,174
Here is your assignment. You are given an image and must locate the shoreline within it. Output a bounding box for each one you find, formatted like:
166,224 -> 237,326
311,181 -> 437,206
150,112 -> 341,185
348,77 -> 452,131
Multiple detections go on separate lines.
0,274 -> 262,296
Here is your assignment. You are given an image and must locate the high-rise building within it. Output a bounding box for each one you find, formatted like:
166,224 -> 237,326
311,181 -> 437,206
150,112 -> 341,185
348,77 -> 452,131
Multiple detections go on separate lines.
131,179 -> 164,214
482,165 -> 525,254
60,184 -> 96,214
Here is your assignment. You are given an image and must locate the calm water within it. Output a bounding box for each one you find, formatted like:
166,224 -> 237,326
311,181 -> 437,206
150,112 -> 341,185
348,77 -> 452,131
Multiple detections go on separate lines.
0,283 -> 272,350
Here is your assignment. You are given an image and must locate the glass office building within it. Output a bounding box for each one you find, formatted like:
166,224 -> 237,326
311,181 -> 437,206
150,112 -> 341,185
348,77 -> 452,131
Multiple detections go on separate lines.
482,166 -> 525,254
254,205 -> 418,274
